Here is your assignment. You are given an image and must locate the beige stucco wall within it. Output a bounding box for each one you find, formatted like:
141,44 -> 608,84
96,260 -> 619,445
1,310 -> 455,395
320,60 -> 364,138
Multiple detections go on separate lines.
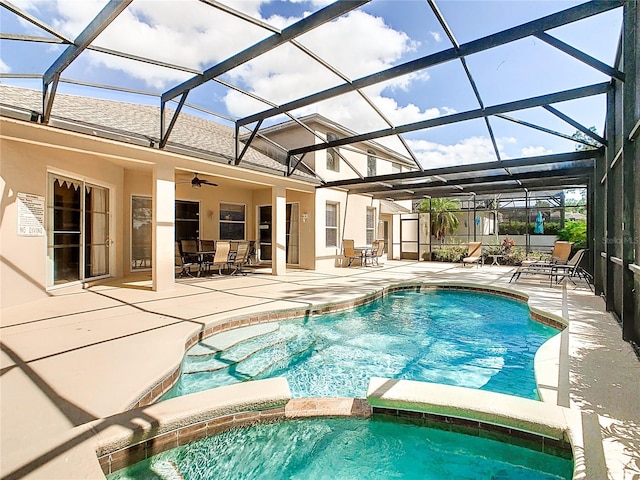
285,189 -> 315,270
2,114 -> 406,306
1,119 -> 125,308
314,187 -> 381,269
1,117 -> 319,307
250,119 -> 414,181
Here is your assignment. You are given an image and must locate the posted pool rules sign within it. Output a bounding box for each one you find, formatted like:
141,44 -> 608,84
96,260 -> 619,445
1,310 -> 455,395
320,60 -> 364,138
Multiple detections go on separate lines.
17,192 -> 45,237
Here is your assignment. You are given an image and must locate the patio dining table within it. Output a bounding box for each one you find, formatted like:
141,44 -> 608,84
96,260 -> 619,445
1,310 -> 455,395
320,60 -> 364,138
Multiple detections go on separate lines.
183,250 -> 216,276
354,246 -> 373,266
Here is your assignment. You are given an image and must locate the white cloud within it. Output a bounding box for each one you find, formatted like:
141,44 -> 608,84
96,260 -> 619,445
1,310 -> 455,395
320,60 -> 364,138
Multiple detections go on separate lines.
520,145 -> 553,157
408,136 -> 512,169
223,9 -> 441,133
25,0 -> 271,89
15,0 -> 452,134
0,59 -> 11,74
430,31 -> 442,42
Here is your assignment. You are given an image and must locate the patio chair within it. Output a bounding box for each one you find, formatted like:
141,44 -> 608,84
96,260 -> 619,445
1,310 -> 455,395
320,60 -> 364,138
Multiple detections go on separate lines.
510,249 -> 587,287
180,239 -> 203,276
462,242 -> 483,267
229,241 -> 250,275
523,241 -> 573,267
247,240 -> 258,265
199,239 -> 215,274
211,240 -> 231,275
176,242 -> 199,277
365,239 -> 385,266
343,239 -> 363,267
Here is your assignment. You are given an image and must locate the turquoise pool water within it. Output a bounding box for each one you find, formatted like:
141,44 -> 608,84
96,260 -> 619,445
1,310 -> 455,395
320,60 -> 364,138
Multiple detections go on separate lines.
164,289 -> 559,400
106,417 -> 573,480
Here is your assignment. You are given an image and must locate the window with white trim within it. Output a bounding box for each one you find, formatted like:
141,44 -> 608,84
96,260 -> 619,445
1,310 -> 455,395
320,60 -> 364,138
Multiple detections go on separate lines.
220,203 -> 245,240
326,132 -> 339,171
326,202 -> 339,247
367,150 -> 376,177
366,206 -> 376,244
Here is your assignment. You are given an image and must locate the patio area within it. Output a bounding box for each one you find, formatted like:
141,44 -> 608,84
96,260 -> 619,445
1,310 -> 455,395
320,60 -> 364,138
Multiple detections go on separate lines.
1,259 -> 638,479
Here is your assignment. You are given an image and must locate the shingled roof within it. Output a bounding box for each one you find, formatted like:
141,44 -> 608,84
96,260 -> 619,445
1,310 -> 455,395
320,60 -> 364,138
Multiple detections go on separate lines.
0,85 -> 318,181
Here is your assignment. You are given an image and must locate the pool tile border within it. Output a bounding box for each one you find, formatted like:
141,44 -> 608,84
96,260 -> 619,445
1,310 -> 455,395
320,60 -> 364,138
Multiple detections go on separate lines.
100,399 -> 573,476
97,406 -> 288,475
128,282 -> 566,410
371,407 -> 572,459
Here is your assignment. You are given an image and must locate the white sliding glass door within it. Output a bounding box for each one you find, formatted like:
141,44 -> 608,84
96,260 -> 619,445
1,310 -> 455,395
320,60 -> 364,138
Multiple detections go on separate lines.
48,173 -> 110,286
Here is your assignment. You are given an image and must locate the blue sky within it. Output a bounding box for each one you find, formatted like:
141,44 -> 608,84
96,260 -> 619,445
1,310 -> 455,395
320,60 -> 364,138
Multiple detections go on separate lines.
0,0 -> 623,169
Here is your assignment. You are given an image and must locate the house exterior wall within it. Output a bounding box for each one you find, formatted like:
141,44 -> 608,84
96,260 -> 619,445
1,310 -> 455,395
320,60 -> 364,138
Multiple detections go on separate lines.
1,118 -> 125,307
1,110 -> 408,307
249,118 -> 413,180
0,117 -> 318,307
251,117 -> 412,269
314,187 -> 382,269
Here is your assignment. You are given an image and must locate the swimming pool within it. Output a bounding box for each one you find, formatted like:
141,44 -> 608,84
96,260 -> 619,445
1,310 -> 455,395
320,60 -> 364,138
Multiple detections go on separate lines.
164,289 -> 560,401
106,416 -> 573,480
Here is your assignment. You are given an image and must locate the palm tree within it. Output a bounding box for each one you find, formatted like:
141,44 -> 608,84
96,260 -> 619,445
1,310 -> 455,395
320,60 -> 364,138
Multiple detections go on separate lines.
418,198 -> 460,242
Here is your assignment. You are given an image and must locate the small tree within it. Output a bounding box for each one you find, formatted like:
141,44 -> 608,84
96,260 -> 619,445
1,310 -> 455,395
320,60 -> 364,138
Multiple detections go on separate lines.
418,197 -> 460,243
572,127 -> 599,151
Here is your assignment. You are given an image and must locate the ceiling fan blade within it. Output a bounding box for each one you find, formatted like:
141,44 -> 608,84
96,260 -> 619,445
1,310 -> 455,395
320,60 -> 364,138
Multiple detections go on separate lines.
201,180 -> 218,186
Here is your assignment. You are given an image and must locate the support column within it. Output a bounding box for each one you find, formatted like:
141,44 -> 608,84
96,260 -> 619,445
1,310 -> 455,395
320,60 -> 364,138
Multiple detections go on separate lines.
152,163 -> 175,291
272,186 -> 287,276
605,87 -> 616,312
622,0 -> 638,343
593,146 -> 606,295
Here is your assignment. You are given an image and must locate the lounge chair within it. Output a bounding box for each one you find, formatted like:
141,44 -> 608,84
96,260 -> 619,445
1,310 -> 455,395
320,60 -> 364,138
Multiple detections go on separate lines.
523,241 -> 573,267
343,239 -> 363,267
462,242 -> 483,267
511,249 -> 587,286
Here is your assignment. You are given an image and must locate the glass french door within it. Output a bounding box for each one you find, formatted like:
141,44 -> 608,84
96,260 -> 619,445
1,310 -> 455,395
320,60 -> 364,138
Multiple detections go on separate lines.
48,174 -> 110,286
257,203 -> 299,264
258,205 -> 272,261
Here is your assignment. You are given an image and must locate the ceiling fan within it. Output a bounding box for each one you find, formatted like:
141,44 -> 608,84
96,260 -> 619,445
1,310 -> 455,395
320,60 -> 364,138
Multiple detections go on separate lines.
180,173 -> 218,188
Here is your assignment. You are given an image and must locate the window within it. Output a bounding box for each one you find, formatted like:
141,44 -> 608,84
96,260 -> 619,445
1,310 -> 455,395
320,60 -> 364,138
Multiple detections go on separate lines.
366,207 -> 376,244
220,203 -> 245,240
175,200 -> 199,240
367,150 -> 376,177
326,132 -> 339,171
131,196 -> 152,270
326,202 -> 339,247
391,162 -> 401,174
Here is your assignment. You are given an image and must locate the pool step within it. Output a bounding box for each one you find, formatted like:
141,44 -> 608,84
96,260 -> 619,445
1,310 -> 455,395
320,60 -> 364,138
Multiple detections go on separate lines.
185,332 -> 314,383
186,323 -> 279,357
240,335 -> 316,379
183,331 -> 297,374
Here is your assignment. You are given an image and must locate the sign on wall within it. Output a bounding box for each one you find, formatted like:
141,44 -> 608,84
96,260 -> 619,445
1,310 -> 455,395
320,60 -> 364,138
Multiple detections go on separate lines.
17,192 -> 45,237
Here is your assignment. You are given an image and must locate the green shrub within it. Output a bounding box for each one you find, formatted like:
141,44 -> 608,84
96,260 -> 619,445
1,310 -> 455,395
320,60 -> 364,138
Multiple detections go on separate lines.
431,245 -> 467,263
481,247 -> 550,266
557,221 -> 587,249
499,222 -> 527,235
498,221 -> 560,235
431,245 -> 551,266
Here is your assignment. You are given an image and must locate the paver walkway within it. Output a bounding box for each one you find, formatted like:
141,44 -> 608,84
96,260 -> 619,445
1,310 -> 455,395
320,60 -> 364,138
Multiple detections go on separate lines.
1,260 -> 638,479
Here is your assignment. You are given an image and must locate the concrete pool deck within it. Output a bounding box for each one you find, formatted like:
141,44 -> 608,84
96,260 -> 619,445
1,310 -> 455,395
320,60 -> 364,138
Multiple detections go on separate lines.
1,260 -> 639,479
